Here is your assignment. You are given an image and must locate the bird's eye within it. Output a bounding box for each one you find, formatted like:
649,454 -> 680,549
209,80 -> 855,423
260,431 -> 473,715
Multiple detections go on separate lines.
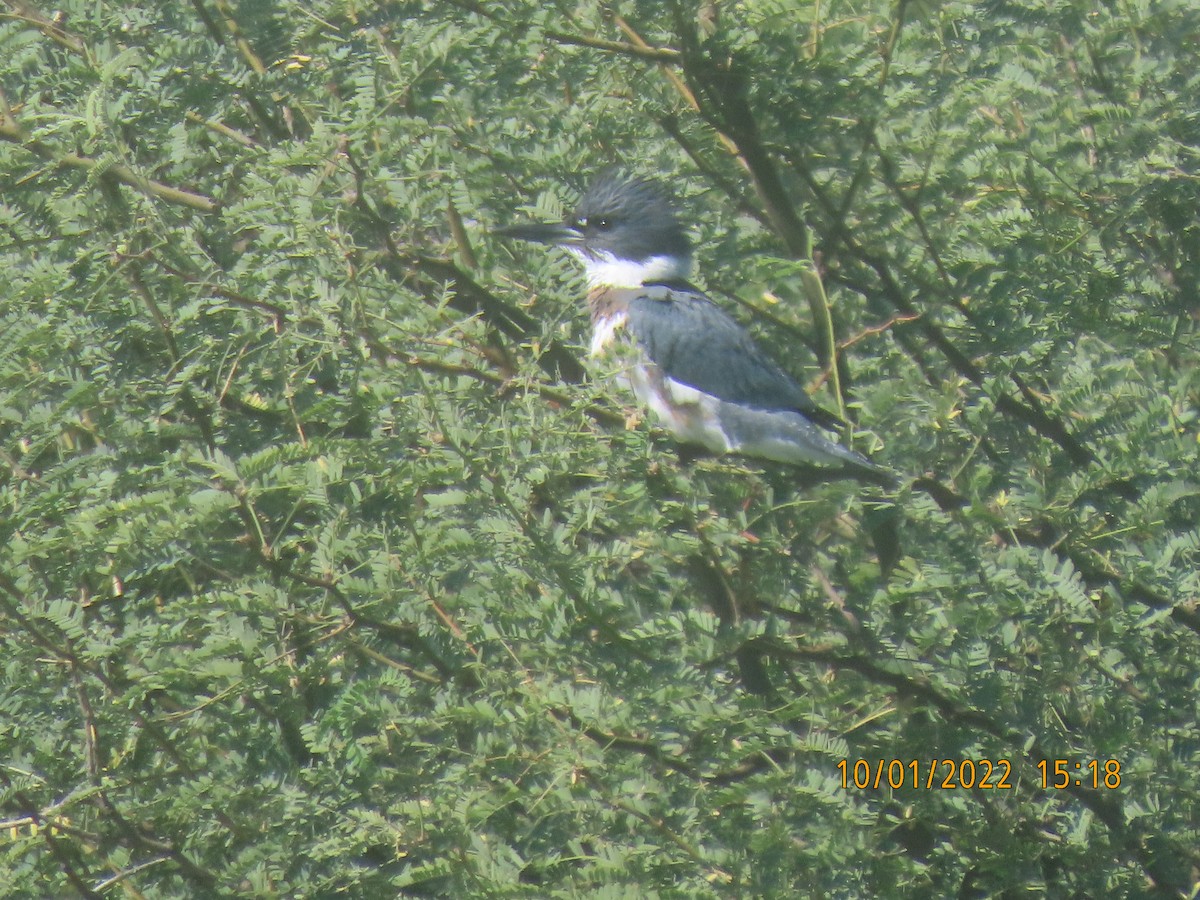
580,216 -> 611,231
593,217 -> 611,230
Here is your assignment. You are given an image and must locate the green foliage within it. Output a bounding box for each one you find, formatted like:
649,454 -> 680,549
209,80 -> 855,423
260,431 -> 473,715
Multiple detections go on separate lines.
1,0 -> 1197,896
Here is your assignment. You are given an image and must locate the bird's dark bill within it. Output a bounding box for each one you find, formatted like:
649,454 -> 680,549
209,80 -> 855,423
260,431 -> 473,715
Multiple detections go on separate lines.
493,222 -> 582,245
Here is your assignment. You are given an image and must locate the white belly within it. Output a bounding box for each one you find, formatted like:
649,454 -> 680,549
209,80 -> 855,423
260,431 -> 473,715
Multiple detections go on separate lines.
625,364 -> 732,454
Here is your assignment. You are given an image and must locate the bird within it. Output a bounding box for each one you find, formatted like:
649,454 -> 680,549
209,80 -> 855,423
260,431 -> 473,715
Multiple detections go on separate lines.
496,170 -> 891,484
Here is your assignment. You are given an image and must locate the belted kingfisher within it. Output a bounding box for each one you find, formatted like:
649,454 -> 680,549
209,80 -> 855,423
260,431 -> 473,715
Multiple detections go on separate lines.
497,170 -> 890,482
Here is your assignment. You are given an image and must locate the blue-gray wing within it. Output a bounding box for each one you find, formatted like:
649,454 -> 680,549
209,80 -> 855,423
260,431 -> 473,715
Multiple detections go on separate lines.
623,284 -> 843,430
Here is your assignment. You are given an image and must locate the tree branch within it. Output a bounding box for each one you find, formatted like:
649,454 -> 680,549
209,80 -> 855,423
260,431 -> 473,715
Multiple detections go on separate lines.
0,120 -> 218,213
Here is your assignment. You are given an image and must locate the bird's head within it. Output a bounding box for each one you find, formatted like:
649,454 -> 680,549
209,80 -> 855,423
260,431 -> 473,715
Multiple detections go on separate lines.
496,170 -> 693,288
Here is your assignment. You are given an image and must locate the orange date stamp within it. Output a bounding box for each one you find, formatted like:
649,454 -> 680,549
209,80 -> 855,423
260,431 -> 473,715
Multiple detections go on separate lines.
837,758 -> 1014,790
837,758 -> 1124,790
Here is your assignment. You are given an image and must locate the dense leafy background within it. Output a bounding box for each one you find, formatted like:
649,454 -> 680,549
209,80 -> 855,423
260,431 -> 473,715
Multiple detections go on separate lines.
1,0 -> 1197,896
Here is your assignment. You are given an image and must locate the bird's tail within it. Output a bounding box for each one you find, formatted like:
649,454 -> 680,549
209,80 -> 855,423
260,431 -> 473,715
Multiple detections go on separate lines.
718,404 -> 896,486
